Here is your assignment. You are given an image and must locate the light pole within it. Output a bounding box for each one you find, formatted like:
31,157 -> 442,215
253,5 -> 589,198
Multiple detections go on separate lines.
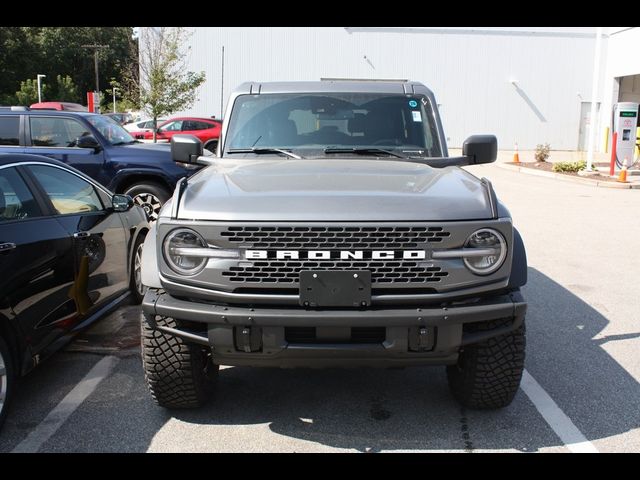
37,74 -> 46,103
112,87 -> 117,113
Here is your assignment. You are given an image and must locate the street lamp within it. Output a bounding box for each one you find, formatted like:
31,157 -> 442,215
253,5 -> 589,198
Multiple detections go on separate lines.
37,74 -> 46,103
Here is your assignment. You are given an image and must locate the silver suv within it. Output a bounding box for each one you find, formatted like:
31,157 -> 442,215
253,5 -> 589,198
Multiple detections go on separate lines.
140,80 -> 528,410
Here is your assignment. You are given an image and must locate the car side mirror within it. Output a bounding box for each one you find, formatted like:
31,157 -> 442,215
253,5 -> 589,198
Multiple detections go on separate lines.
112,194 -> 134,212
462,135 -> 497,165
76,134 -> 101,151
171,134 -> 213,165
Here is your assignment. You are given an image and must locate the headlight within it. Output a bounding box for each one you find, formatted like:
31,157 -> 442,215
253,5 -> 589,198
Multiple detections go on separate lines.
163,228 -> 241,276
163,228 -> 208,275
462,228 -> 507,275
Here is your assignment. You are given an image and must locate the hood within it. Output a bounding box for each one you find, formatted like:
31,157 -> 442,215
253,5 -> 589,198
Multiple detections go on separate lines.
115,142 -> 172,156
174,158 -> 493,221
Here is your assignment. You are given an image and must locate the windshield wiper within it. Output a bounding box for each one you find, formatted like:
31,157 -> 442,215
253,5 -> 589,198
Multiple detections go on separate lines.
323,147 -> 407,159
227,148 -> 303,159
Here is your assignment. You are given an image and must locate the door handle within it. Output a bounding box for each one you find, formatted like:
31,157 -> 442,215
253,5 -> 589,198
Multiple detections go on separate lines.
0,242 -> 17,252
73,231 -> 91,239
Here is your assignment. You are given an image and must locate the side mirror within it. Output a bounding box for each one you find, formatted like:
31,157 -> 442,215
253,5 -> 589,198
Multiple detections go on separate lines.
112,194 -> 134,212
171,134 -> 211,165
462,135 -> 497,165
76,134 -> 101,151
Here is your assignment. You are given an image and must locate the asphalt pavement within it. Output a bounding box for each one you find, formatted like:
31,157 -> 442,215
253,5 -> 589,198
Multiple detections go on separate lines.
1,163 -> 638,452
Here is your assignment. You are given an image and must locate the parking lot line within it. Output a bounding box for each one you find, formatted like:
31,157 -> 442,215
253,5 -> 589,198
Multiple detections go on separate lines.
12,356 -> 119,453
521,369 -> 598,453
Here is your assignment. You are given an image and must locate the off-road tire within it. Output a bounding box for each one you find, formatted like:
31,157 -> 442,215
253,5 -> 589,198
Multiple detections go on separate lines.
446,318 -> 526,409
141,314 -> 218,409
0,335 -> 14,429
129,231 -> 147,305
124,182 -> 171,222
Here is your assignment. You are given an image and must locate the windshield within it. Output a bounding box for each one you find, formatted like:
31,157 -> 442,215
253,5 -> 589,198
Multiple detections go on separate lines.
223,92 -> 443,158
86,115 -> 135,145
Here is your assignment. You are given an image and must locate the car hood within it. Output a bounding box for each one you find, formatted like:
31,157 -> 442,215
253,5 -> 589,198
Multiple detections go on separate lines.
174,158 -> 493,221
114,142 -> 172,155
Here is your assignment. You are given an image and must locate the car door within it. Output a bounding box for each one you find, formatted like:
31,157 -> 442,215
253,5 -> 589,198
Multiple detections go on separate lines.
24,164 -> 129,320
0,116 -> 25,154
0,164 -> 78,369
24,115 -> 106,181
156,119 -> 183,141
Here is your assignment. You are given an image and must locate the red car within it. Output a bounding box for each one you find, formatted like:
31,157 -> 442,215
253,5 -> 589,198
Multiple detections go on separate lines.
30,101 -> 87,112
144,117 -> 222,152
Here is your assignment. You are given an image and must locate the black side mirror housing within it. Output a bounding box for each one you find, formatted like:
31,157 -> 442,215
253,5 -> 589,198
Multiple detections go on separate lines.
112,194 -> 134,212
171,134 -> 213,165
462,135 -> 497,165
76,134 -> 101,151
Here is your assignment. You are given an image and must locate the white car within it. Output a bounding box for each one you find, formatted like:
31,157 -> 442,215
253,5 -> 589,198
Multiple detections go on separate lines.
124,118 -> 166,138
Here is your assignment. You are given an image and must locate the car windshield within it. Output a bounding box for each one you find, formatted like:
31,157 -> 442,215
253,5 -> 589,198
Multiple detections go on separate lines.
86,115 -> 135,145
223,92 -> 443,158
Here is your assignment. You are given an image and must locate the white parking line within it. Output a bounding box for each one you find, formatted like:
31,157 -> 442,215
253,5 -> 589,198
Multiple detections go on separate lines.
12,356 -> 119,453
521,369 -> 598,453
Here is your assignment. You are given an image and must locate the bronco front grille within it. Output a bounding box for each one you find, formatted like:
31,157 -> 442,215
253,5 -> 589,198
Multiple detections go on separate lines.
221,225 -> 450,249
222,260 -> 448,284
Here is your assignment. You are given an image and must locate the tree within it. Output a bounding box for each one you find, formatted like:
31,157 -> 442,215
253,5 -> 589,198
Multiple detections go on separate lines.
53,75 -> 79,102
118,27 -> 205,141
15,78 -> 48,105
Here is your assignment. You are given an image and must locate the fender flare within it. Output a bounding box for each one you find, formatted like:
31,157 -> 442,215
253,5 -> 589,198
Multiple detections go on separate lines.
141,222 -> 162,289
508,227 -> 528,289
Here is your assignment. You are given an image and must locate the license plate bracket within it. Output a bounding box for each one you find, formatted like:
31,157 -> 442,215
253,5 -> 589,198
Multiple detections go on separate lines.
299,270 -> 371,307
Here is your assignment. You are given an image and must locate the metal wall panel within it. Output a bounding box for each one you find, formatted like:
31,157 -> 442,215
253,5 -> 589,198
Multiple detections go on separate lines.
155,27 -> 601,150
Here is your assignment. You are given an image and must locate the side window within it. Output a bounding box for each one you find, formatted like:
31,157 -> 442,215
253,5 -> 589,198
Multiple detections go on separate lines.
30,117 -> 90,148
195,121 -> 214,130
0,167 -> 41,222
0,117 -> 20,146
162,120 -> 183,132
27,165 -> 103,215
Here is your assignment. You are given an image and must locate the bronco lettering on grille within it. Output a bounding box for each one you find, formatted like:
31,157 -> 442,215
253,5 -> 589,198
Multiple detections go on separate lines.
245,250 -> 427,260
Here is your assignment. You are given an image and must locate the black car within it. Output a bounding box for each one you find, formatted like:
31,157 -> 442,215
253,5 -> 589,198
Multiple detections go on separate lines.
0,110 -> 202,221
0,153 -> 149,427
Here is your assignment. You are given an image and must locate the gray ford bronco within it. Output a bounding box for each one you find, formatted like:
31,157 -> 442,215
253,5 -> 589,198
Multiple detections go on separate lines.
140,80 -> 527,410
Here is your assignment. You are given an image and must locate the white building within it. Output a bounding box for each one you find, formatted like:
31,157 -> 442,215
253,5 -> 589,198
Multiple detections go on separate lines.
156,27 -> 639,151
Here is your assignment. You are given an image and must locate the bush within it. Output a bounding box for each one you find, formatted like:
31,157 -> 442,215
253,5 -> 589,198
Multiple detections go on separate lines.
552,160 -> 587,173
534,143 -> 550,162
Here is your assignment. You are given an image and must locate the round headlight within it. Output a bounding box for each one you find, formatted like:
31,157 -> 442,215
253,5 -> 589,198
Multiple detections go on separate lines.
163,228 -> 208,276
463,228 -> 507,275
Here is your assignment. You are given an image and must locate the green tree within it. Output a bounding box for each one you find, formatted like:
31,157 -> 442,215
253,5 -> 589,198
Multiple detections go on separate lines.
0,27 -> 136,105
53,75 -> 79,102
118,27 -> 205,141
15,78 -> 48,105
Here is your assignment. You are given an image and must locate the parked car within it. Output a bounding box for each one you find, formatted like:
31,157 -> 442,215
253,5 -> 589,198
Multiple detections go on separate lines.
0,110 -> 202,221
104,112 -> 133,126
124,118 -> 166,139
0,153 -> 149,427
30,102 -> 87,112
143,117 -> 221,153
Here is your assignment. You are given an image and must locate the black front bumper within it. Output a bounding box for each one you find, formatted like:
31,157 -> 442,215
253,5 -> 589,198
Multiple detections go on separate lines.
142,289 -> 526,368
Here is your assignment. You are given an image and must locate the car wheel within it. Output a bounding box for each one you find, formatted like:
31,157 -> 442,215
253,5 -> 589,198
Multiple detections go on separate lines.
0,335 -> 14,429
124,182 -> 171,222
141,314 -> 218,409
204,140 -> 218,153
446,318 -> 526,409
129,232 -> 147,305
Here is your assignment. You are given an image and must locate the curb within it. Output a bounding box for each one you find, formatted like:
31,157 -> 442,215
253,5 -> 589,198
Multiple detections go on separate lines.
495,163 -> 640,190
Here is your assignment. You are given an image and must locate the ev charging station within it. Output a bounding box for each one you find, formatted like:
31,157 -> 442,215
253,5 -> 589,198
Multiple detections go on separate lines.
612,102 -> 639,169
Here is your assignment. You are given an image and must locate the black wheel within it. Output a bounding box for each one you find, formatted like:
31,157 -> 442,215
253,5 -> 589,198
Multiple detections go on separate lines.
129,232 -> 147,305
141,314 -> 218,409
124,182 -> 171,222
0,335 -> 14,429
204,139 -> 218,153
447,318 -> 526,409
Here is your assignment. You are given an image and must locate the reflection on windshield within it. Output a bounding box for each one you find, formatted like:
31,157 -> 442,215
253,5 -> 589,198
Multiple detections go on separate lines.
224,93 -> 442,158
87,115 -> 135,145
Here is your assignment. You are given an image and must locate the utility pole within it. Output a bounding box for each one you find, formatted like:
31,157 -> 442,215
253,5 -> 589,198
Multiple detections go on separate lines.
37,74 -> 46,103
112,87 -> 117,113
81,44 -> 109,98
